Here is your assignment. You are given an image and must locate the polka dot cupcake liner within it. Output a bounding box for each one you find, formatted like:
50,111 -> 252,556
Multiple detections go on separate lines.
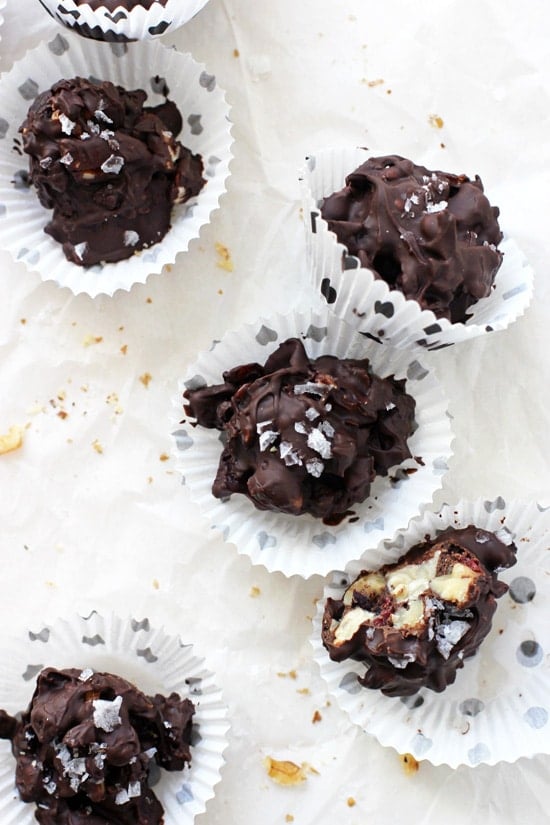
301,147 -> 534,351
37,0 -> 211,42
0,612 -> 229,824
311,499 -> 550,767
172,309 -> 453,579
0,35 -> 233,297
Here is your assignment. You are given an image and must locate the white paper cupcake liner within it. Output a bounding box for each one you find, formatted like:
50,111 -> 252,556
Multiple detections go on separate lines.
301,148 -> 534,351
0,35 -> 233,297
38,0 -> 210,41
311,499 -> 550,768
172,309 -> 453,579
0,612 -> 229,824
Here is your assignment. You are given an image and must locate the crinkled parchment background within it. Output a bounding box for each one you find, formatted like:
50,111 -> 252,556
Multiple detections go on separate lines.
0,1 -> 549,823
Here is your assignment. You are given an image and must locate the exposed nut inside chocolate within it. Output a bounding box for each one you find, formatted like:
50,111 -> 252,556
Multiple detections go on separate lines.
322,526 -> 517,696
19,77 -> 205,266
320,155 -> 503,323
183,337 -> 416,520
0,667 -> 195,824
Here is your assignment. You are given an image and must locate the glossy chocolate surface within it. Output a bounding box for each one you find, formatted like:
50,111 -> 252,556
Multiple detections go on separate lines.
0,668 -> 195,824
320,155 -> 503,322
184,337 -> 415,519
19,77 -> 205,266
322,526 -> 517,696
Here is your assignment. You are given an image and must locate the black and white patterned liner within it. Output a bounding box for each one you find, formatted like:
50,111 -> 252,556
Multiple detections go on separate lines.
311,499 -> 550,768
38,0 -> 210,41
0,612 -> 229,824
301,148 -> 534,351
0,35 -> 232,297
172,309 -> 453,579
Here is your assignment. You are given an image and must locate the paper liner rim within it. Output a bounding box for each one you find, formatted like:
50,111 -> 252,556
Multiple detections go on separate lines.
171,309 -> 454,579
311,499 -> 550,768
0,37 -> 233,298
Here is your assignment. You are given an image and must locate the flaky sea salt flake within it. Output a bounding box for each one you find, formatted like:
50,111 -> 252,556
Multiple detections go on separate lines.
425,200 -> 448,214
305,458 -> 324,478
92,694 -> 123,732
115,789 -> 130,806
101,154 -> 124,175
123,230 -> 140,247
59,113 -> 76,135
279,441 -> 302,466
307,427 -> 332,459
259,430 -> 278,451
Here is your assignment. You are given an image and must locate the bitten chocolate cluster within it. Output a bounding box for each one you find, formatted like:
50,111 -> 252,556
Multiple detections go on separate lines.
184,337 -> 416,520
19,76 -> 205,266
0,667 -> 195,824
322,526 -> 517,696
320,155 -> 503,322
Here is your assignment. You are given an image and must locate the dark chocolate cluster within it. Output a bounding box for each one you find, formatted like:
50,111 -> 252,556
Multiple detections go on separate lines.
19,77 -> 205,266
322,526 -> 517,696
320,155 -> 503,323
184,337 -> 416,520
0,667 -> 195,824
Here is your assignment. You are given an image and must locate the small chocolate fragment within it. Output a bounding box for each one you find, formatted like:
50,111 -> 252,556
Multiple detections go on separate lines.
184,337 -> 415,520
322,526 -> 517,696
320,155 -> 503,322
0,667 -> 195,824
19,76 -> 205,266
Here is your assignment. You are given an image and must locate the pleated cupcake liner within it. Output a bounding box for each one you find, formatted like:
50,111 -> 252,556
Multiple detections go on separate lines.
0,612 -> 229,824
0,35 -> 233,296
311,499 -> 550,767
37,0 -> 210,42
301,147 -> 534,351
172,308 -> 453,579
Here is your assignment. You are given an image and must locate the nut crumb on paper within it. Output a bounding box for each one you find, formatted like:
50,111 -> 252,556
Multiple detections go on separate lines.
296,687 -> 310,696
277,670 -> 298,680
250,586 -> 261,598
285,816 -> 294,823
120,344 -> 128,355
428,114 -> 444,129
20,318 -> 27,325
92,439 -> 103,454
233,48 -> 240,58
215,242 -> 234,272
0,425 -> 24,455
362,78 -> 384,87
347,797 -> 356,807
146,297 -> 153,304
83,334 -> 103,347
159,453 -> 169,462
264,758 -> 317,786
311,710 -> 322,724
152,579 -> 160,590
139,373 -> 152,388
400,753 -> 419,775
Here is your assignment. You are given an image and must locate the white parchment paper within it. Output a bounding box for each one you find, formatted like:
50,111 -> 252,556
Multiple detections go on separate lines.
0,1 -> 549,823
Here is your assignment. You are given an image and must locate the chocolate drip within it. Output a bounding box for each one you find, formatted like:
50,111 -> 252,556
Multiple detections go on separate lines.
322,526 -> 517,696
19,77 -> 205,266
184,337 -> 415,519
320,155 -> 503,322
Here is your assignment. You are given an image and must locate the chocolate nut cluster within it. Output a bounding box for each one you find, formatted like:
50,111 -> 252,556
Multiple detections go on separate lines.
322,526 -> 517,696
0,667 -> 195,824
184,337 -> 416,520
320,155 -> 503,322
